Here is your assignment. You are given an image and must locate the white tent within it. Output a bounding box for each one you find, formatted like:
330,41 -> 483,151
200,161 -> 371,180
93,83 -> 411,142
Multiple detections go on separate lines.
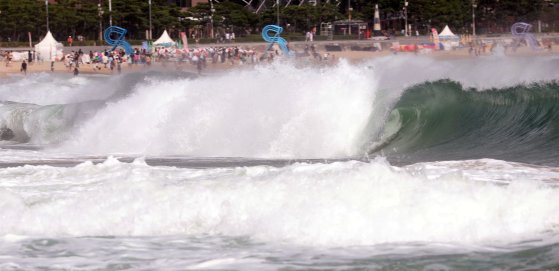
34,31 -> 64,61
439,25 -> 457,38
438,25 -> 460,50
153,30 -> 176,47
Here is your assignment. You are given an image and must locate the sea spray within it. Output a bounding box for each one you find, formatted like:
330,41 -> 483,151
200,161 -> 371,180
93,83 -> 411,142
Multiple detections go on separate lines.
0,157 -> 558,246
60,62 -> 379,157
0,56 -> 557,160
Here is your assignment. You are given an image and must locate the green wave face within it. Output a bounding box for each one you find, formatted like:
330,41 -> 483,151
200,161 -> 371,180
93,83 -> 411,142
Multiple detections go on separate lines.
378,81 -> 559,165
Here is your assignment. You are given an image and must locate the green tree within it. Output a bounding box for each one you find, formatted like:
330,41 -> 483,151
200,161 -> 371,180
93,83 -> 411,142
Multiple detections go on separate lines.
0,0 -> 43,42
186,2 -> 210,26
1,0 -> 557,43
476,0 -> 548,33
215,1 -> 258,29
259,3 -> 340,33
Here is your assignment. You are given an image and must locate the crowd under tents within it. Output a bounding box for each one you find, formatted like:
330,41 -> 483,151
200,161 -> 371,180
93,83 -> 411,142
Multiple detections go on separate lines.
2,24 -> 546,65
34,31 -> 64,61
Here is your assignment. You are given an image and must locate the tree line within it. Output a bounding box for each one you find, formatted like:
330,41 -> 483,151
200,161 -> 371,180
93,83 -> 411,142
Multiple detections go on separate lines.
0,0 -> 557,43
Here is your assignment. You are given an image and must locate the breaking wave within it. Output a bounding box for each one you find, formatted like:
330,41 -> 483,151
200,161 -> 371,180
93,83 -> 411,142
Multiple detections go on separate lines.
0,56 -> 557,164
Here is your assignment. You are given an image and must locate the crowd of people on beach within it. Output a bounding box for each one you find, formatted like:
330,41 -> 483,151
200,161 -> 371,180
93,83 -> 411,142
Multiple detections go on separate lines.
39,43 -> 336,75
2,45 -> 273,75
59,46 -> 268,75
2,50 -> 33,74
2,35 -> 554,76
2,50 -> 34,67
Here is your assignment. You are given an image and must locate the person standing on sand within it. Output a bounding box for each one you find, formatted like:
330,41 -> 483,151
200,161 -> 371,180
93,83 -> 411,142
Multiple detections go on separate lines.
196,55 -> 203,75
67,36 -> 73,46
109,54 -> 114,70
28,50 -> 32,64
20,60 -> 27,75
5,51 -> 12,67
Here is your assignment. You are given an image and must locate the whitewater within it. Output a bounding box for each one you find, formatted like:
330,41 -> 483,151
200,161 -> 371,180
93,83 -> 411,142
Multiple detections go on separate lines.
0,55 -> 558,270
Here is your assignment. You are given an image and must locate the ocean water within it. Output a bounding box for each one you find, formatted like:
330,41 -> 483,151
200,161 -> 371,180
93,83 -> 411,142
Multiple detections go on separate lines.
0,55 -> 558,270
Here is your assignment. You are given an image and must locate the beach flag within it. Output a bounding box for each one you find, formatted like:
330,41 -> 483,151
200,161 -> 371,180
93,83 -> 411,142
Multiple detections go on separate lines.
431,28 -> 440,50
373,4 -> 382,36
180,32 -> 188,51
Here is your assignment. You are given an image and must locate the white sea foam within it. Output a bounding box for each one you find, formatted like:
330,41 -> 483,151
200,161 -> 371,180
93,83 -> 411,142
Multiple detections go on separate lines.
0,157 -> 558,247
59,62 -> 378,157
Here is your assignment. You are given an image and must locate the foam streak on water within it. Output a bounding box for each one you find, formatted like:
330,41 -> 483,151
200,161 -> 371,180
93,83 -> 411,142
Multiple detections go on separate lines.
0,158 -> 558,242
0,157 -> 558,269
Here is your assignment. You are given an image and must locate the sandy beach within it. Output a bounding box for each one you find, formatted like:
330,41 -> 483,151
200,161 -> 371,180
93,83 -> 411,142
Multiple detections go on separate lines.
0,43 -> 558,77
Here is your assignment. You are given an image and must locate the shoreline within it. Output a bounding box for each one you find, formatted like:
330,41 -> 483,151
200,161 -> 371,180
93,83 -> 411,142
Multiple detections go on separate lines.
1,45 -> 558,77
